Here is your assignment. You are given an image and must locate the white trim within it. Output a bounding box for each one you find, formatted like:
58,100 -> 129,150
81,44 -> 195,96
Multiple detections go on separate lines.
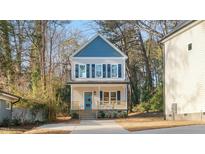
100,90 -> 120,105
95,64 -> 103,78
161,21 -> 202,43
0,93 -> 19,101
70,34 -> 128,59
70,85 -> 73,110
73,63 -> 124,80
71,57 -> 127,60
77,64 -> 86,78
111,64 -> 118,78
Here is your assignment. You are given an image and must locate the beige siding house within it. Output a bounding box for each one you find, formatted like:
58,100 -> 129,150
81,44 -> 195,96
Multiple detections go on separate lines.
161,20 -> 205,120
68,34 -> 129,119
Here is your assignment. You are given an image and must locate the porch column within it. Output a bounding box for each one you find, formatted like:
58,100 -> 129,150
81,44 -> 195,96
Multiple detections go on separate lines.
98,85 -> 101,110
70,85 -> 73,110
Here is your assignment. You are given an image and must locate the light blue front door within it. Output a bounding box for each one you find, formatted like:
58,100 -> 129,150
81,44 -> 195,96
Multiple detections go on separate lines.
84,92 -> 92,110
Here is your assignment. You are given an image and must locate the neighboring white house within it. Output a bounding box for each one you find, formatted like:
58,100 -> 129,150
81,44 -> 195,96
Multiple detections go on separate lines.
0,90 -> 20,123
68,34 -> 129,119
161,20 -> 205,120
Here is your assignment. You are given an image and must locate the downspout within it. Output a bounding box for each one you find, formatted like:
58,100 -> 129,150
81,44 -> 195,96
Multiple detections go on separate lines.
162,43 -> 166,120
10,97 -> 21,120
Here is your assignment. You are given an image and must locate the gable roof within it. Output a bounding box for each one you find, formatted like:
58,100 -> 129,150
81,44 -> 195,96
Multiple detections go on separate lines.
160,20 -> 197,43
71,34 -> 127,58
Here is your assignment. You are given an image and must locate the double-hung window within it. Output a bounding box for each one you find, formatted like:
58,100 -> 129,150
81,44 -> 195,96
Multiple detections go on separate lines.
96,64 -> 102,78
100,91 -> 121,104
111,64 -> 118,78
110,92 -> 117,104
103,92 -> 109,103
79,64 -> 86,78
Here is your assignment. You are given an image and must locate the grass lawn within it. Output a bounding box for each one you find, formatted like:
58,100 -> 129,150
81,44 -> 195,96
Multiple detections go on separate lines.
116,112 -> 205,132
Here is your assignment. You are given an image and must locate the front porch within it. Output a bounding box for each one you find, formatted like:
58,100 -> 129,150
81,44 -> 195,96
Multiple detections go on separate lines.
70,84 -> 128,111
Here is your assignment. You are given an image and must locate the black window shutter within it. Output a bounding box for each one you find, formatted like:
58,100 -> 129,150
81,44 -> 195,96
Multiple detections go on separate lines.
118,64 -> 122,78
117,91 -> 121,101
100,91 -> 103,101
92,64 -> 95,78
107,64 -> 111,78
86,64 -> 90,78
103,64 -> 106,78
75,64 -> 79,78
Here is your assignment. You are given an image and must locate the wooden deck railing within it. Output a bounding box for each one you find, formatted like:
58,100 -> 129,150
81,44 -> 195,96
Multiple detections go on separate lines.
71,101 -> 127,110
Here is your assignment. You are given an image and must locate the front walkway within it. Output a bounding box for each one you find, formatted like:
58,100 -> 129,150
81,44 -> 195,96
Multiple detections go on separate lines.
72,120 -> 129,134
34,120 -> 129,134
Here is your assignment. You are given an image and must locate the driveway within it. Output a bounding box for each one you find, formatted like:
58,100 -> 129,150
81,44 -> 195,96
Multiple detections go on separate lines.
71,120 -> 129,134
37,120 -> 129,134
134,125 -> 205,134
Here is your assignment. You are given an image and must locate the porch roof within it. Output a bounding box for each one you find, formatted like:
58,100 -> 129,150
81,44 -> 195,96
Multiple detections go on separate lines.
0,90 -> 21,103
67,81 -> 129,85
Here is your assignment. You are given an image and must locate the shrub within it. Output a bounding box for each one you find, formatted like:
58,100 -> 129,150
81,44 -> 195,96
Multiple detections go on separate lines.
71,112 -> 79,119
98,111 -> 105,118
138,102 -> 151,112
135,85 -> 163,113
150,86 -> 163,112
34,120 -> 44,125
11,118 -> 21,126
123,111 -> 128,118
105,112 -> 112,118
1,118 -> 10,127
112,111 -> 118,118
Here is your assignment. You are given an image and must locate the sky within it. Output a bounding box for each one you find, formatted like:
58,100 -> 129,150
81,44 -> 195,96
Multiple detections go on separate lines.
68,20 -> 98,39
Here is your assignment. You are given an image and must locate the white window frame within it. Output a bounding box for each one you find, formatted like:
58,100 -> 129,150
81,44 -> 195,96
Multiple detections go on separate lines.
110,91 -> 117,104
103,91 -> 109,104
79,64 -> 86,78
111,64 -> 118,78
100,91 -> 118,104
95,64 -> 102,78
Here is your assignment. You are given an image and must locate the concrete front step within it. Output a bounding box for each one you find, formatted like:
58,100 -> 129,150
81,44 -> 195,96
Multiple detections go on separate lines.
79,111 -> 97,120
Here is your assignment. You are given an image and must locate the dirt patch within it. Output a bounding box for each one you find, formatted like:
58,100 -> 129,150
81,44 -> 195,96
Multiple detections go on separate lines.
0,124 -> 39,134
48,116 -> 80,124
116,112 -> 205,132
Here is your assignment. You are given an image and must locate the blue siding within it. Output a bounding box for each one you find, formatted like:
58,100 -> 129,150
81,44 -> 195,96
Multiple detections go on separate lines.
74,36 -> 123,57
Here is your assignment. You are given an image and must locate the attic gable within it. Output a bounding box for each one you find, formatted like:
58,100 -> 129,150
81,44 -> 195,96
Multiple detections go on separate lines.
73,35 -> 126,58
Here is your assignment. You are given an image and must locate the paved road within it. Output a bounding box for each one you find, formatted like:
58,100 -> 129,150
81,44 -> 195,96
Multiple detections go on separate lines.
37,120 -> 205,134
134,125 -> 205,134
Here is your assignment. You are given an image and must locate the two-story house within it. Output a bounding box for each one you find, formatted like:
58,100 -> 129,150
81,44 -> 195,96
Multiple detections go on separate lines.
161,20 -> 205,120
68,34 -> 129,119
